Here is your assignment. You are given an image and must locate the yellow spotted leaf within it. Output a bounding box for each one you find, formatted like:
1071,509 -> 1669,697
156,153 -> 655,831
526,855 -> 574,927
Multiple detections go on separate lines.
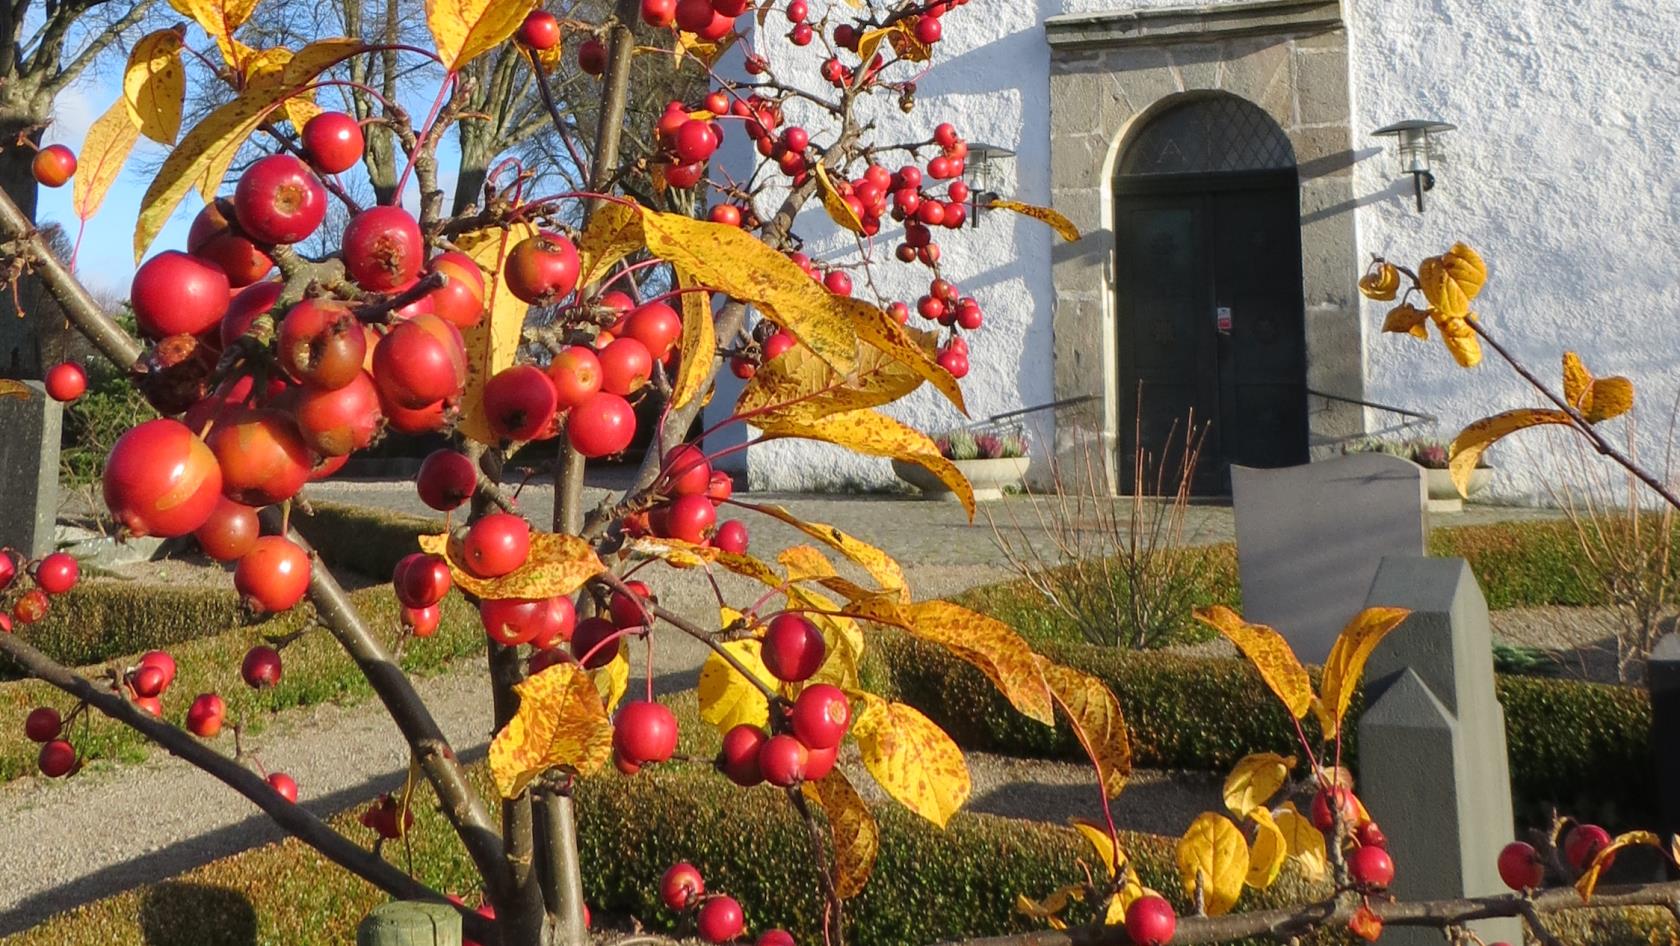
168,0 -> 260,68
1176,812 -> 1249,916
1192,606 -> 1313,719
1418,245 -> 1485,319
134,39 -> 352,258
1102,882 -> 1149,925
1272,802 -> 1327,881
1222,752 -> 1294,819
1246,807 -> 1287,890
639,208 -> 857,376
1576,830 -> 1661,901
1358,263 -> 1400,302
847,302 -> 966,413
1449,408 -> 1572,498
1315,607 -> 1410,734
426,0 -> 538,71
737,339 -> 930,426
886,23 -> 932,61
814,161 -> 865,234
627,537 -> 784,589
0,380 -> 32,399
986,199 -> 1080,242
851,693 -> 969,827
753,407 -> 975,518
417,530 -> 604,600
488,662 -> 613,797
846,597 -> 1053,725
1040,659 -> 1130,798
243,45 -> 325,135
1428,308 -> 1482,368
670,264 -> 714,409
124,28 -> 185,144
1070,817 -> 1123,877
574,200 -> 643,289
779,545 -> 836,583
1561,351 -> 1634,424
697,638 -> 775,732
454,221 -> 538,443
590,650 -> 630,714
855,25 -> 897,65
673,29 -> 736,67
742,502 -> 907,597
1381,303 -> 1431,340
73,99 -> 140,222
801,770 -> 879,898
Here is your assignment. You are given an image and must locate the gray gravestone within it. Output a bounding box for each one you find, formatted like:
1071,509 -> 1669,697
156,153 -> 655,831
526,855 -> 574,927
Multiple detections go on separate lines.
1231,453 -> 1426,663
1358,556 -> 1520,946
1650,633 -> 1680,840
357,901 -> 461,946
0,381 -> 59,557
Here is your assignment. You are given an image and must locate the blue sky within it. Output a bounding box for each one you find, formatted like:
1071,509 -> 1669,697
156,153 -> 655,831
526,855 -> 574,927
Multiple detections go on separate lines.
37,51 -> 468,299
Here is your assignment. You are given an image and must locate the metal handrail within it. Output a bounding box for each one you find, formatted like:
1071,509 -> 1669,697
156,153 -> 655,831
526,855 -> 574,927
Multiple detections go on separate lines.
1306,387 -> 1438,444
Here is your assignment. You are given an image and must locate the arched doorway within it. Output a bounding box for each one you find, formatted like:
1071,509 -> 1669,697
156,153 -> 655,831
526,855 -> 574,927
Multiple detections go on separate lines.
1113,93 -> 1308,494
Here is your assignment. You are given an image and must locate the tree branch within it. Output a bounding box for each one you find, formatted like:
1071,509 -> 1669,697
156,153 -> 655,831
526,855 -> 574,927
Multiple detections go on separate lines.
44,0 -> 158,99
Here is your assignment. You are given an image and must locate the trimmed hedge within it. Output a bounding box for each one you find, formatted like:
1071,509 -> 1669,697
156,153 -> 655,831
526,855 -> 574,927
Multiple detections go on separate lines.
6,580 -> 245,673
866,633 -> 1656,828
1426,517 -> 1606,610
3,764 -> 1330,946
292,501 -> 443,582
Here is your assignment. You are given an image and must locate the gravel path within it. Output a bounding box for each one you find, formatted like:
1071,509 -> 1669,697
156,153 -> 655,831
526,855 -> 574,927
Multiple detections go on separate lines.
4,487 -> 1566,931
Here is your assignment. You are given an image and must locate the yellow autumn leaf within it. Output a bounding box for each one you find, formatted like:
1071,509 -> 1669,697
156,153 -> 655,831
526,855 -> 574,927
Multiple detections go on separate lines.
245,47 -> 320,132
1357,262 -> 1400,302
743,502 -> 907,597
847,302 -> 966,413
639,208 -> 858,376
670,264 -> 714,409
1102,882 -> 1149,925
73,99 -> 140,222
124,28 -> 185,144
673,29 -> 736,67
1016,884 -> 1084,921
426,0 -> 538,71
0,380 -> 32,399
856,25 -> 897,65
1192,606 -> 1313,720
802,770 -> 879,898
779,545 -> 836,583
1176,812 -> 1249,916
1442,242 -> 1487,300
1381,303 -> 1430,340
1561,351 -> 1634,424
1040,659 -> 1130,798
1430,308 -> 1482,368
814,161 -> 865,234
626,537 -> 785,589
986,199 -> 1081,242
1576,830 -> 1661,901
417,531 -> 604,600
851,693 -> 969,827
1246,807 -> 1287,890
590,650 -> 630,714
454,221 -> 538,443
1069,817 -> 1123,877
487,662 -> 613,797
1314,607 -> 1411,734
754,406 -> 976,518
697,638 -> 775,732
1418,245 -> 1486,318
1222,752 -> 1294,818
886,23 -> 932,61
1448,408 -> 1573,498
1272,802 -> 1326,881
134,38 -> 353,259
845,597 -> 1053,725
168,0 -> 260,68
574,200 -> 643,290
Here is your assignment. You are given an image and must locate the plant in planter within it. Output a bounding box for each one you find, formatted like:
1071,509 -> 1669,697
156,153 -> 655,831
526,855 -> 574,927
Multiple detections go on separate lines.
897,428 -> 1030,501
1345,436 -> 1494,509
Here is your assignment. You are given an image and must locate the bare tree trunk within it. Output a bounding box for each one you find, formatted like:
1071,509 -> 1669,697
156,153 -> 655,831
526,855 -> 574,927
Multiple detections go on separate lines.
0,112 -> 69,379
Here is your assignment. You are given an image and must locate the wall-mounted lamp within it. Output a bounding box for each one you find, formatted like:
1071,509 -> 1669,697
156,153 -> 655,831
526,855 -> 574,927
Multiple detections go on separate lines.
1372,120 -> 1455,212
966,142 -> 1016,228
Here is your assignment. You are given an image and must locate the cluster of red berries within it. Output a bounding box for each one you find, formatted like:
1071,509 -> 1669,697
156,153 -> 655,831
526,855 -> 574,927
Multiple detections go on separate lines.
716,616 -> 848,788
1308,786 -> 1395,893
1497,822 -> 1613,892
661,861 -> 794,945
360,792 -> 416,840
654,100 -> 726,189
0,548 -> 78,633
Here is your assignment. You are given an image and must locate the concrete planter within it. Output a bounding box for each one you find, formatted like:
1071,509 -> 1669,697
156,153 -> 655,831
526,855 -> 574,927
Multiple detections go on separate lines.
893,456 -> 1029,502
1424,467 -> 1493,513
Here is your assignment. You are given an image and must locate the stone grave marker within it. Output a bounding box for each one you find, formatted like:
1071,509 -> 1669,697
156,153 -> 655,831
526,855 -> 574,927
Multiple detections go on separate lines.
1358,555 -> 1520,946
1231,452 -> 1426,663
1650,633 -> 1680,840
0,381 -> 60,558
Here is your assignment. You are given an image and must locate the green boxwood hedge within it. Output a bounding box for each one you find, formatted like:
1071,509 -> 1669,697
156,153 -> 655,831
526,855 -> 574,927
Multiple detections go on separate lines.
291,501 -> 443,581
5,580 -> 245,675
865,633 -> 1656,828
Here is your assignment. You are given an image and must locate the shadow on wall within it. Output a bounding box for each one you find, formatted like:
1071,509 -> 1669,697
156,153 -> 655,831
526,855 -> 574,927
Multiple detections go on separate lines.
140,882 -> 258,945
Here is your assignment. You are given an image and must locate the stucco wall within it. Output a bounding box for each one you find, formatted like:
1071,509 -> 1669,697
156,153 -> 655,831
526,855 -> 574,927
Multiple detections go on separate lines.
725,0 -> 1680,499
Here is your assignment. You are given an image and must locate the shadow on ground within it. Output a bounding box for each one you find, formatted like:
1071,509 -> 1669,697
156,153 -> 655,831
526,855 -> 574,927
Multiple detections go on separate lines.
139,882 -> 258,945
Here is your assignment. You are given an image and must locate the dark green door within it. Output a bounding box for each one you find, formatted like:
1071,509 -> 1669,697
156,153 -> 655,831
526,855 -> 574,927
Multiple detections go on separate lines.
1115,170 -> 1308,494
